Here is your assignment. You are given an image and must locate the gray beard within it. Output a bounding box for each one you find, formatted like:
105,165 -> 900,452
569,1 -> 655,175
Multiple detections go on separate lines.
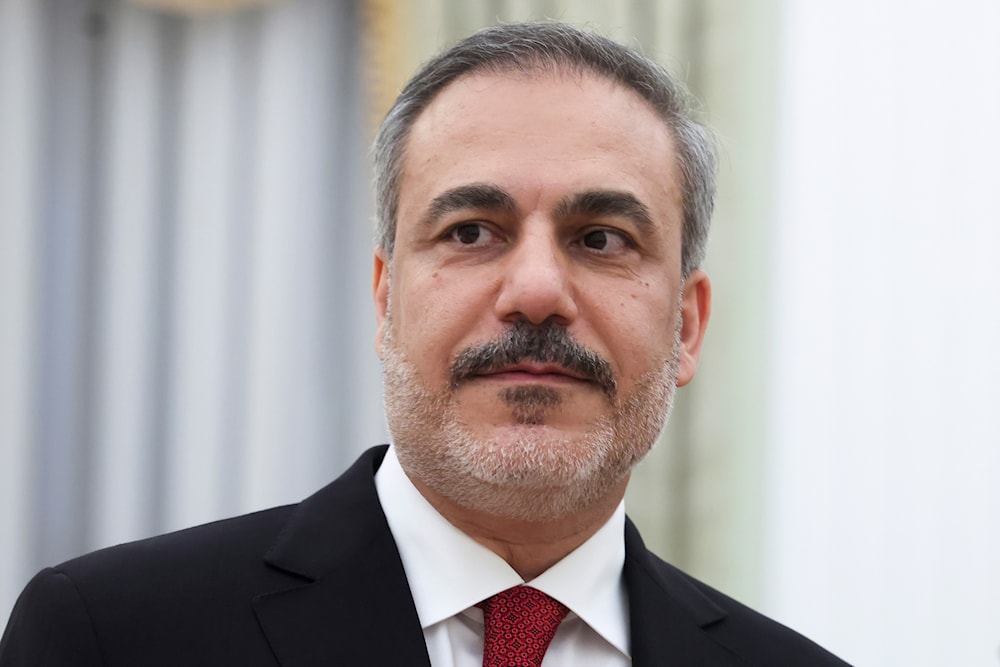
380,314 -> 682,522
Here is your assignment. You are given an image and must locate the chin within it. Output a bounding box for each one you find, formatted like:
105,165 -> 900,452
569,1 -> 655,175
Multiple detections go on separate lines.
394,414 -> 649,522
455,423 -> 620,487
380,326 -> 678,521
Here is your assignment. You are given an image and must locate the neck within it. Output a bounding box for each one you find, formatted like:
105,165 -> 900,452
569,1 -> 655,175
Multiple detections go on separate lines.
409,475 -> 629,580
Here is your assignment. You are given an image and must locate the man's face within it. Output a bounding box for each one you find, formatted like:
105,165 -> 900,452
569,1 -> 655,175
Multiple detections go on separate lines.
374,70 -> 710,520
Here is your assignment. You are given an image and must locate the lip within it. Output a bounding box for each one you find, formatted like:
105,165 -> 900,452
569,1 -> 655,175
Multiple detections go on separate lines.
476,363 -> 590,384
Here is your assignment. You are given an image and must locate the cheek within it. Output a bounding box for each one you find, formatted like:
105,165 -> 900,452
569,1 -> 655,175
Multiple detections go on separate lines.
392,270 -> 493,362
596,292 -> 678,372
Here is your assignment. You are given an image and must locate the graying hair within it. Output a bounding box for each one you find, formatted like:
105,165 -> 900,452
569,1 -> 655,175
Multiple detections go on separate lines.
372,22 -> 717,277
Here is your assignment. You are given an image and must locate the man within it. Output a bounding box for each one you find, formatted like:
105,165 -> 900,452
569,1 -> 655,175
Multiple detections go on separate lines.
1,22 -> 847,666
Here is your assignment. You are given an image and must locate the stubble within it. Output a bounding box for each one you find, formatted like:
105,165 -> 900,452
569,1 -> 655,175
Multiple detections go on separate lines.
380,312 -> 682,521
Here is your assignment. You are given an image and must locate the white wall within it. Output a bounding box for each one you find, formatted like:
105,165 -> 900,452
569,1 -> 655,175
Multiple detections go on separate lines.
765,2 -> 1000,665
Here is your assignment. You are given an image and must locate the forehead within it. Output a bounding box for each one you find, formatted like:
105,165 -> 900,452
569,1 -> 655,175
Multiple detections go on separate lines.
397,69 -> 682,223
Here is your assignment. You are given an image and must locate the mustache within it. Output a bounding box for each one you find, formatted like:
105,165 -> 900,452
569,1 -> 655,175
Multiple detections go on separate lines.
449,321 -> 617,398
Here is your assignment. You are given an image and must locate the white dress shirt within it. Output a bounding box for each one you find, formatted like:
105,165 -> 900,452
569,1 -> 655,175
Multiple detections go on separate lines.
375,446 -> 631,666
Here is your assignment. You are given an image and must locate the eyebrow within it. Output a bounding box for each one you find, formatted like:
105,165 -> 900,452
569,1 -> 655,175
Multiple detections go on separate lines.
554,190 -> 655,231
421,184 -> 518,227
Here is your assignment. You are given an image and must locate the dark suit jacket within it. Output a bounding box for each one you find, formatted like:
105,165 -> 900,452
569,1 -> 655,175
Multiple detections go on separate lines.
0,446 -> 847,665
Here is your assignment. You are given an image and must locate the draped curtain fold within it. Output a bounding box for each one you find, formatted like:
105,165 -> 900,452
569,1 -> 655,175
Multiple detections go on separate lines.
0,0 -> 385,621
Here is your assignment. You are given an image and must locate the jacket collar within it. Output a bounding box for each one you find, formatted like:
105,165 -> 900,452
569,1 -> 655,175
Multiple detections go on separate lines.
624,519 -> 746,665
253,445 -> 743,665
253,446 -> 431,666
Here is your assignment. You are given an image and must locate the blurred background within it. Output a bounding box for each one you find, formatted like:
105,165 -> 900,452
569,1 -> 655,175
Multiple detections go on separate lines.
1,0 -> 998,664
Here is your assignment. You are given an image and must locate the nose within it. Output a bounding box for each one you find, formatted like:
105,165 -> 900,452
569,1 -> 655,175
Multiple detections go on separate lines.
494,225 -> 578,326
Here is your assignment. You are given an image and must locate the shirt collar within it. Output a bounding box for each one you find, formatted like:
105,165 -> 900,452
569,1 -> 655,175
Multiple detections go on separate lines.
375,445 -> 630,657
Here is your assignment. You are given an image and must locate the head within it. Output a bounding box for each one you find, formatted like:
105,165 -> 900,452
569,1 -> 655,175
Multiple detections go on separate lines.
372,22 -> 714,522
374,21 -> 717,278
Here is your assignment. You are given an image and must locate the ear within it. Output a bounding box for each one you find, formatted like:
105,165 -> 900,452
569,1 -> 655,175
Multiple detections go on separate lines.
373,247 -> 390,358
674,269 -> 712,387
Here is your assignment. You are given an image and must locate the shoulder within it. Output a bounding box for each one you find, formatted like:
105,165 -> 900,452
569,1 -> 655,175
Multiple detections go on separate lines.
680,565 -> 848,665
625,521 -> 850,666
56,504 -> 295,586
0,506 -> 299,666
49,444 -> 390,591
1,447 -> 392,666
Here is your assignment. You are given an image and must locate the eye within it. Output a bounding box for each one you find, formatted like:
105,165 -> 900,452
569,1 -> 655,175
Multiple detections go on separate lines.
581,228 -> 632,253
446,222 -> 496,246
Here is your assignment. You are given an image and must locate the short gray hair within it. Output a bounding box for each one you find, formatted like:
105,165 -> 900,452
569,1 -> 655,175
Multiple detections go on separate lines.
372,22 -> 717,277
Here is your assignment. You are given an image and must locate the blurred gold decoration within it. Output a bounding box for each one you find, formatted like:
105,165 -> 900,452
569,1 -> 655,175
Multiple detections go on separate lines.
126,0 -> 282,15
360,0 -> 410,135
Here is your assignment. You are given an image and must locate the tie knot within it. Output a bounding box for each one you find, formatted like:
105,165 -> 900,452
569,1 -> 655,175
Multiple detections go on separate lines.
480,586 -> 569,667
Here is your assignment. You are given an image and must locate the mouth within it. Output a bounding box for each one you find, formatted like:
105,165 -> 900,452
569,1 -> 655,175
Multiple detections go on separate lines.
474,363 -> 591,386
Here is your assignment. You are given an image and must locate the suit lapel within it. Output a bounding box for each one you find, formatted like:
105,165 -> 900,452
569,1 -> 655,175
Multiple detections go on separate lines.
624,520 -> 744,666
253,446 -> 431,666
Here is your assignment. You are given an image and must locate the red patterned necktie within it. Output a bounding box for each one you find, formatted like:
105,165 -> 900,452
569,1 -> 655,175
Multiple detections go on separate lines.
479,585 -> 570,667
